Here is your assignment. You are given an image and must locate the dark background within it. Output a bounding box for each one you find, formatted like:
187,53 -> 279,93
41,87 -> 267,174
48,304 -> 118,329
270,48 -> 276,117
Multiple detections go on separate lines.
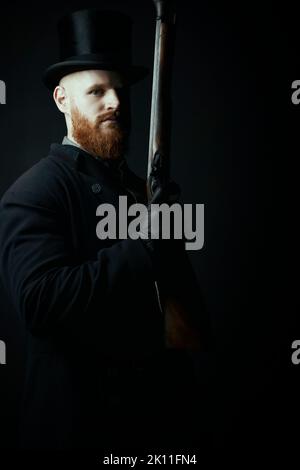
0,0 -> 298,457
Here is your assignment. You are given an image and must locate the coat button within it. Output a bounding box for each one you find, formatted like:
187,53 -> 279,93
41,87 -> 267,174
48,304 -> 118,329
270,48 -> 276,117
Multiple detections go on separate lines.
91,183 -> 102,194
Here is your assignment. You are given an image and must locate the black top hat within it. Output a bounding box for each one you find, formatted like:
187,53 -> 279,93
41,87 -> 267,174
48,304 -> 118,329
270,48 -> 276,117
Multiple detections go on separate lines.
43,9 -> 149,90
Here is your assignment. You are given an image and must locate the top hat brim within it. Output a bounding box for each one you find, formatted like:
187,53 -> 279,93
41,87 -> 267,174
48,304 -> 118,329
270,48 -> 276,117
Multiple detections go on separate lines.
43,60 -> 149,90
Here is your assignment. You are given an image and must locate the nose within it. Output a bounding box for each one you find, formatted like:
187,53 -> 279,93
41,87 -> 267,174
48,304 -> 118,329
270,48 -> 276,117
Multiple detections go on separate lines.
104,88 -> 120,111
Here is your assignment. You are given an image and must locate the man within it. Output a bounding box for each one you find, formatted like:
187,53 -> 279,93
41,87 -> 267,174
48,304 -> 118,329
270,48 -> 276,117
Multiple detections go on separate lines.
0,9 -> 209,449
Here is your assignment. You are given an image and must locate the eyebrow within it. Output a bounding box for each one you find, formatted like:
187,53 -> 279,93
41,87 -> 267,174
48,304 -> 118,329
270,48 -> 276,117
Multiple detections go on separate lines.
86,81 -> 124,93
86,84 -> 106,93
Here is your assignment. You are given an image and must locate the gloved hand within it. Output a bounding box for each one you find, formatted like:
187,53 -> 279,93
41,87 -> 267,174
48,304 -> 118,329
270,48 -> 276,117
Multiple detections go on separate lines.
139,152 -> 185,274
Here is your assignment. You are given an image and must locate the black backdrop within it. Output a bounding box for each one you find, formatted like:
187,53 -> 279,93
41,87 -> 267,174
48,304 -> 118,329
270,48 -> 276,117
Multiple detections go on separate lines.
0,0 -> 298,458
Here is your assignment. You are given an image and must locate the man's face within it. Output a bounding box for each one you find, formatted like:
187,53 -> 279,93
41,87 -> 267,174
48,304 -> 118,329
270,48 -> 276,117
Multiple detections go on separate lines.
57,70 -> 131,159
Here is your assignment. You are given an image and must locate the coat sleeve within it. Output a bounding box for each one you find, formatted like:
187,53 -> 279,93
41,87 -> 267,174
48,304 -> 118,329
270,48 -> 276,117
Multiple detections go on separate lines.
0,188 -> 155,337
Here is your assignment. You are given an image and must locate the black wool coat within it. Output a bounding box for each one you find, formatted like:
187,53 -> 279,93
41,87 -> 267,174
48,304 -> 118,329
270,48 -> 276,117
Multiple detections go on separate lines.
0,144 -> 206,449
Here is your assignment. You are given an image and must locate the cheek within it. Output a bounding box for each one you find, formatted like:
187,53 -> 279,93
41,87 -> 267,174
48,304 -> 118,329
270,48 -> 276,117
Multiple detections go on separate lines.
88,99 -> 105,119
77,98 -> 101,121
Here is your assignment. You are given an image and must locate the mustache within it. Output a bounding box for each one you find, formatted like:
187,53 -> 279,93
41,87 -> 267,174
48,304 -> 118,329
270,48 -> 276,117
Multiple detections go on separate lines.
96,111 -> 121,125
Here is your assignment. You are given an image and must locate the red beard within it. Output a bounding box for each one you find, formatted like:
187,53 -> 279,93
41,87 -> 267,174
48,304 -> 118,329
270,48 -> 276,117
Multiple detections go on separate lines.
71,106 -> 127,160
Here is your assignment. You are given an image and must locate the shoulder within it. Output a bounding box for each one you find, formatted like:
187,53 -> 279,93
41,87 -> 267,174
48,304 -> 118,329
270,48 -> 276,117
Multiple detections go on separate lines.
0,148 -> 77,209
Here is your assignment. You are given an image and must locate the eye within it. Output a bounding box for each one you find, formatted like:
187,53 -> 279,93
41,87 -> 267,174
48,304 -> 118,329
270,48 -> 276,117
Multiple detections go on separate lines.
89,88 -> 104,96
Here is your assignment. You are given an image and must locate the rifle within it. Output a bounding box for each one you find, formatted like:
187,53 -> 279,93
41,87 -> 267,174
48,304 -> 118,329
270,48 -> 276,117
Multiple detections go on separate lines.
147,0 -> 205,349
147,0 -> 176,200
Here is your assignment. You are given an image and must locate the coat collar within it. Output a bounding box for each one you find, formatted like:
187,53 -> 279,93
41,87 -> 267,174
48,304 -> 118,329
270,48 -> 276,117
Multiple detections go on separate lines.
49,143 -> 147,203
50,142 -> 126,176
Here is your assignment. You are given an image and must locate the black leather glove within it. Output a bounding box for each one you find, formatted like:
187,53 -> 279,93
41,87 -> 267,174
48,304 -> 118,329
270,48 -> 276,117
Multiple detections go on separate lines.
148,151 -> 180,205
140,152 -> 186,274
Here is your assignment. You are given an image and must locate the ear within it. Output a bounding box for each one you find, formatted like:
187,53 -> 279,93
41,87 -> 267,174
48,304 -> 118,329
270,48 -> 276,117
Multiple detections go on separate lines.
53,85 -> 68,114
